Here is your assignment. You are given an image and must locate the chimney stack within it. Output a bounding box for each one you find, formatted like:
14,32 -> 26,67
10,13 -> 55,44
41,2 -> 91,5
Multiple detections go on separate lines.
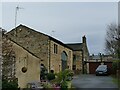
82,35 -> 86,44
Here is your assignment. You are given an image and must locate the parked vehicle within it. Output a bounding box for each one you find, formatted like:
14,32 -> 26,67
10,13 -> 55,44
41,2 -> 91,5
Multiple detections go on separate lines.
95,65 -> 108,76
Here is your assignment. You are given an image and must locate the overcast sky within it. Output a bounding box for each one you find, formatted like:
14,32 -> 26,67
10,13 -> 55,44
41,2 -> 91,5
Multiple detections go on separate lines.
1,1 -> 118,55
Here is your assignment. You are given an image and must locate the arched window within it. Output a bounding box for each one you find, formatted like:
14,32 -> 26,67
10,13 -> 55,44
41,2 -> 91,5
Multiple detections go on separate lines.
61,51 -> 68,71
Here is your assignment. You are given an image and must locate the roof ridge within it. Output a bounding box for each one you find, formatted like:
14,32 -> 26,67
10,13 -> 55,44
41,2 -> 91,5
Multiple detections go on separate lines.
11,40 -> 40,59
66,43 -> 82,44
7,24 -> 73,50
4,35 -> 40,59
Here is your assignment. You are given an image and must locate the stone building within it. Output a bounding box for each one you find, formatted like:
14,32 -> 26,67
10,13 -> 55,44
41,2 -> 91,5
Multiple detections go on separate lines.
7,24 -> 73,74
66,36 -> 89,74
13,41 -> 40,88
2,36 -> 40,88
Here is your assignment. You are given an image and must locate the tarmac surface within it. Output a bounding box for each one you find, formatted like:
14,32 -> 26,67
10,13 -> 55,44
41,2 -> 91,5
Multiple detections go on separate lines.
72,74 -> 119,90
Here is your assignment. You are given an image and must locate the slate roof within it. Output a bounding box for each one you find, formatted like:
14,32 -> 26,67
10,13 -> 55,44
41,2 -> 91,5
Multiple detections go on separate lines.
89,55 -> 100,60
66,43 -> 83,51
49,36 -> 72,50
11,38 -> 40,59
7,24 -> 72,58
89,55 -> 113,60
23,24 -> 72,50
3,34 -> 40,59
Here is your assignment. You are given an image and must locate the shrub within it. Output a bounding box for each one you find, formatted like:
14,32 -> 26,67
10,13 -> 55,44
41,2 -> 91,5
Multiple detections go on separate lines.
2,79 -> 18,90
112,60 -> 120,74
112,61 -> 118,70
47,73 -> 55,81
50,69 -> 73,89
61,81 -> 68,90
112,60 -> 120,69
42,83 -> 52,88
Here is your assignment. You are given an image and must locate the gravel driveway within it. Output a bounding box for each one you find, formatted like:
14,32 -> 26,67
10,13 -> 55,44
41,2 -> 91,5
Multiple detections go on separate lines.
72,74 -> 119,90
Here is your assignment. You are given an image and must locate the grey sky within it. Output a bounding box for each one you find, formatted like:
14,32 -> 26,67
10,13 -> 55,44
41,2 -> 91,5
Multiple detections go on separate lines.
2,2 -> 118,55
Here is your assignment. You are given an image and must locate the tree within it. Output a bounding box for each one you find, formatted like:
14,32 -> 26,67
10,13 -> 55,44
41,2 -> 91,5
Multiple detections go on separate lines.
2,31 -> 18,89
105,23 -> 120,72
105,23 -> 120,59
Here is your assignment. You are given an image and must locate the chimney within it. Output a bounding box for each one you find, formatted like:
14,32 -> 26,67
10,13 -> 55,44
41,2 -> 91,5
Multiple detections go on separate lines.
82,35 -> 86,44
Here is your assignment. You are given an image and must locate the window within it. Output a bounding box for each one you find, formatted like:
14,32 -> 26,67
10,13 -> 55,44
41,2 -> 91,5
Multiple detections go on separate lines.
73,65 -> 76,70
73,55 -> 76,61
61,51 -> 68,71
73,55 -> 80,61
69,51 -> 71,58
54,44 -> 58,54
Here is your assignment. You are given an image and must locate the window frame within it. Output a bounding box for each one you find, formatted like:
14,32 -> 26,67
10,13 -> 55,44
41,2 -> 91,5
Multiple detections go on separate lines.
54,44 -> 58,54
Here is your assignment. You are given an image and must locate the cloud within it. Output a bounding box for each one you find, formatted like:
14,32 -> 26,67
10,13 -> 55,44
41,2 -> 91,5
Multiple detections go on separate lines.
2,2 -> 117,54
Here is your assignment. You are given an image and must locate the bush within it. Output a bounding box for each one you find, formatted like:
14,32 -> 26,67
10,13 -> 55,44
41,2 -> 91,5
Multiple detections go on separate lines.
112,60 -> 120,69
61,81 -> 68,89
112,61 -> 117,70
42,83 -> 52,88
112,60 -> 120,74
2,79 -> 18,90
47,73 -> 55,81
50,69 -> 73,89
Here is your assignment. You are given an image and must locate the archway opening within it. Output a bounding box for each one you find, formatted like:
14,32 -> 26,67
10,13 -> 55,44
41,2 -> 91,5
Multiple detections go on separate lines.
61,51 -> 68,71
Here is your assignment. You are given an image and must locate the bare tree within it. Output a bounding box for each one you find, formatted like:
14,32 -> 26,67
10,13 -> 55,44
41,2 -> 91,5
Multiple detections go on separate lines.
2,32 -> 16,80
105,23 -> 120,87
105,23 -> 120,59
1,30 -> 18,89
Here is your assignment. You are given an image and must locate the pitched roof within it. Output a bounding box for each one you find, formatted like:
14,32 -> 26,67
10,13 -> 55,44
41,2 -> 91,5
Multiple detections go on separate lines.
11,39 -> 40,59
49,36 -> 72,50
89,55 -> 100,60
6,24 -> 72,59
3,34 -> 40,59
66,43 -> 83,51
17,24 -> 72,50
89,55 -> 113,60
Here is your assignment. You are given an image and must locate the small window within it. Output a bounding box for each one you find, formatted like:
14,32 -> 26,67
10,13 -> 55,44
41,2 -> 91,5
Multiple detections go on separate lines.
69,51 -> 71,58
73,55 -> 80,61
73,65 -> 76,70
50,70 -> 54,73
73,55 -> 76,61
54,44 -> 58,54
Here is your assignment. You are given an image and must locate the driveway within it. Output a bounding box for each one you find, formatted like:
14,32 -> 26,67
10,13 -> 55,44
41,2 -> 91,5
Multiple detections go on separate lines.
72,74 -> 119,90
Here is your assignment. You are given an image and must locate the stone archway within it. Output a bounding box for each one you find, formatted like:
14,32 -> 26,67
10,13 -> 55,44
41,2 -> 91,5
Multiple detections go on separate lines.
61,51 -> 68,71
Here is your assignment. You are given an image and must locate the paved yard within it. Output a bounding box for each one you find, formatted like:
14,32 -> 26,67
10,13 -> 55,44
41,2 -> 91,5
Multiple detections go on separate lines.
72,74 -> 119,90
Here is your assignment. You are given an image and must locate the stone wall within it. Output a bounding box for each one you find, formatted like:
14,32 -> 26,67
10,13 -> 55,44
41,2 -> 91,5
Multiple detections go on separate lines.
7,25 -> 49,70
7,25 -> 73,74
12,41 -> 40,88
49,40 -> 73,73
73,51 -> 82,71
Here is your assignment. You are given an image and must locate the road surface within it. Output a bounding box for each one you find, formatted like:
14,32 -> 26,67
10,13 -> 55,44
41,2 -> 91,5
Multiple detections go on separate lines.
72,74 -> 119,90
